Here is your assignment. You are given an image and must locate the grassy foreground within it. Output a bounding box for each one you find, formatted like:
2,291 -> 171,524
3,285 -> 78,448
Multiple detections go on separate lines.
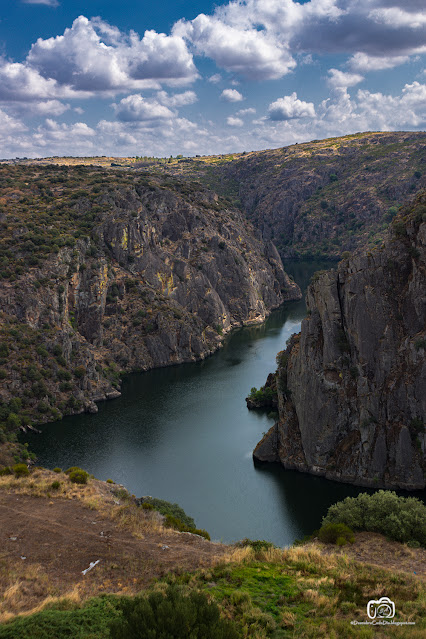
0,544 -> 425,638
0,469 -> 425,638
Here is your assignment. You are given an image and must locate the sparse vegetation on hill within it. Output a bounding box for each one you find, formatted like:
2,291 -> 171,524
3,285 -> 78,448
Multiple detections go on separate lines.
0,162 -> 298,462
161,131 -> 426,260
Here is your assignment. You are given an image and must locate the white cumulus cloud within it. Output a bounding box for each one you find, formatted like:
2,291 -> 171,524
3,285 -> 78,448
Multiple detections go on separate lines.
268,92 -> 316,120
348,52 -> 410,72
227,116 -> 244,126
27,15 -> 198,93
221,88 -> 244,102
113,94 -> 175,122
327,69 -> 364,88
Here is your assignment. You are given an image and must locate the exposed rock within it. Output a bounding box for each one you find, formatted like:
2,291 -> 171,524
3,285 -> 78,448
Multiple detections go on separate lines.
166,131 -> 426,260
0,165 -> 300,435
254,192 -> 426,489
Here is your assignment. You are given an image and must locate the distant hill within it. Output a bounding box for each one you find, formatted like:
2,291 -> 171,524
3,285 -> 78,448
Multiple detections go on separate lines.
164,131 -> 426,260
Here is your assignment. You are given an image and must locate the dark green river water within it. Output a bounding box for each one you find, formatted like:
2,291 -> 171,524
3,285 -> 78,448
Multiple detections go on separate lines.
26,261 -> 425,546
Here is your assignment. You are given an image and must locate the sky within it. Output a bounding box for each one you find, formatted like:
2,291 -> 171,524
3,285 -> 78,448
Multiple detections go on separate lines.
0,0 -> 425,158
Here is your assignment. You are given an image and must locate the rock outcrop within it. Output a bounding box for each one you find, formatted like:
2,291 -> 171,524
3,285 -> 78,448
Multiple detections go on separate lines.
0,165 -> 300,437
254,192 -> 426,489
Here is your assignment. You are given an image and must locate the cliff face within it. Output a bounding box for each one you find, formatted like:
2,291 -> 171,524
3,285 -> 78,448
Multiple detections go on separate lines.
254,192 -> 426,489
166,131 -> 426,260
0,165 -> 300,440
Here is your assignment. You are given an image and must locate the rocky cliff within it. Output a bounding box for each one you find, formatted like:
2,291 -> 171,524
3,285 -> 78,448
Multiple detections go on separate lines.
254,191 -> 426,489
166,131 -> 426,260
0,164 -> 300,448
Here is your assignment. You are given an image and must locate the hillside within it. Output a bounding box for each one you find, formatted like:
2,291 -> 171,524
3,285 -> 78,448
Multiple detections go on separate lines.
163,131 -> 426,260
0,164 -> 300,462
0,469 -> 425,638
254,191 -> 426,489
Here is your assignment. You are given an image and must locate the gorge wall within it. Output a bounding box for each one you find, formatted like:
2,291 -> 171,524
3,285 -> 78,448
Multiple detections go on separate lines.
254,191 -> 426,489
166,131 -> 426,260
0,164 -> 300,446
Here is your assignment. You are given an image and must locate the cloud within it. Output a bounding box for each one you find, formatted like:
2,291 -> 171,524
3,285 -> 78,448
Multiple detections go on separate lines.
348,52 -> 410,71
0,59 -> 86,101
221,88 -> 243,102
268,92 -> 316,120
172,0 -> 426,83
12,99 -> 69,117
369,7 -> 426,29
22,0 -> 59,6
156,90 -> 197,107
27,15 -> 198,93
227,116 -> 244,126
113,94 -> 174,122
208,73 -> 222,83
174,13 -> 296,80
237,107 -> 256,116
327,68 -> 364,88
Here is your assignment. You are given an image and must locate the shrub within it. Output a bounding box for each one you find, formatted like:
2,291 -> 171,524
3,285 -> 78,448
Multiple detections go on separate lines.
68,469 -> 89,485
52,467 -> 62,473
74,366 -> 85,379
50,480 -> 61,490
318,523 -> 354,545
163,514 -> 211,540
57,369 -> 72,381
109,586 -> 239,639
106,478 -> 114,484
0,466 -> 12,476
13,463 -> 29,478
248,386 -> 276,404
323,491 -> 426,546
141,498 -> 196,528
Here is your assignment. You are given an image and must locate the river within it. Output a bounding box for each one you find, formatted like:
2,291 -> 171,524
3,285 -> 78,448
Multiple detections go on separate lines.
26,260 -> 424,546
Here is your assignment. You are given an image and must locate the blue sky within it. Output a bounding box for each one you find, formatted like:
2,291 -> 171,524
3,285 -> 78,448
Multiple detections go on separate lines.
0,0 -> 425,157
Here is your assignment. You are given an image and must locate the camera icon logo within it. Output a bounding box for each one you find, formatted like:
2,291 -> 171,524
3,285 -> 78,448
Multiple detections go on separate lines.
367,597 -> 395,620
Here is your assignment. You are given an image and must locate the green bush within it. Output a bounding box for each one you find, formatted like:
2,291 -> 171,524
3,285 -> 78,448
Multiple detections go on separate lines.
318,523 -> 354,545
67,467 -> 89,484
0,466 -> 12,476
50,480 -> 61,490
52,467 -> 62,473
248,386 -> 276,403
163,514 -> 210,540
141,498 -> 196,528
13,463 -> 29,478
109,586 -> 239,639
323,491 -> 426,546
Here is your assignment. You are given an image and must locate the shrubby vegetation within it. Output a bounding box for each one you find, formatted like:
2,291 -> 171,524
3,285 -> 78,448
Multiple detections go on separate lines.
110,586 -> 239,639
139,497 -> 210,539
248,386 -> 276,404
322,491 -> 426,547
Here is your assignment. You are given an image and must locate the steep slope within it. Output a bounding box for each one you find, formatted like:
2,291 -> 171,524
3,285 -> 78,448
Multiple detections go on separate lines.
254,191 -> 426,489
165,131 -> 426,259
0,164 -> 300,448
